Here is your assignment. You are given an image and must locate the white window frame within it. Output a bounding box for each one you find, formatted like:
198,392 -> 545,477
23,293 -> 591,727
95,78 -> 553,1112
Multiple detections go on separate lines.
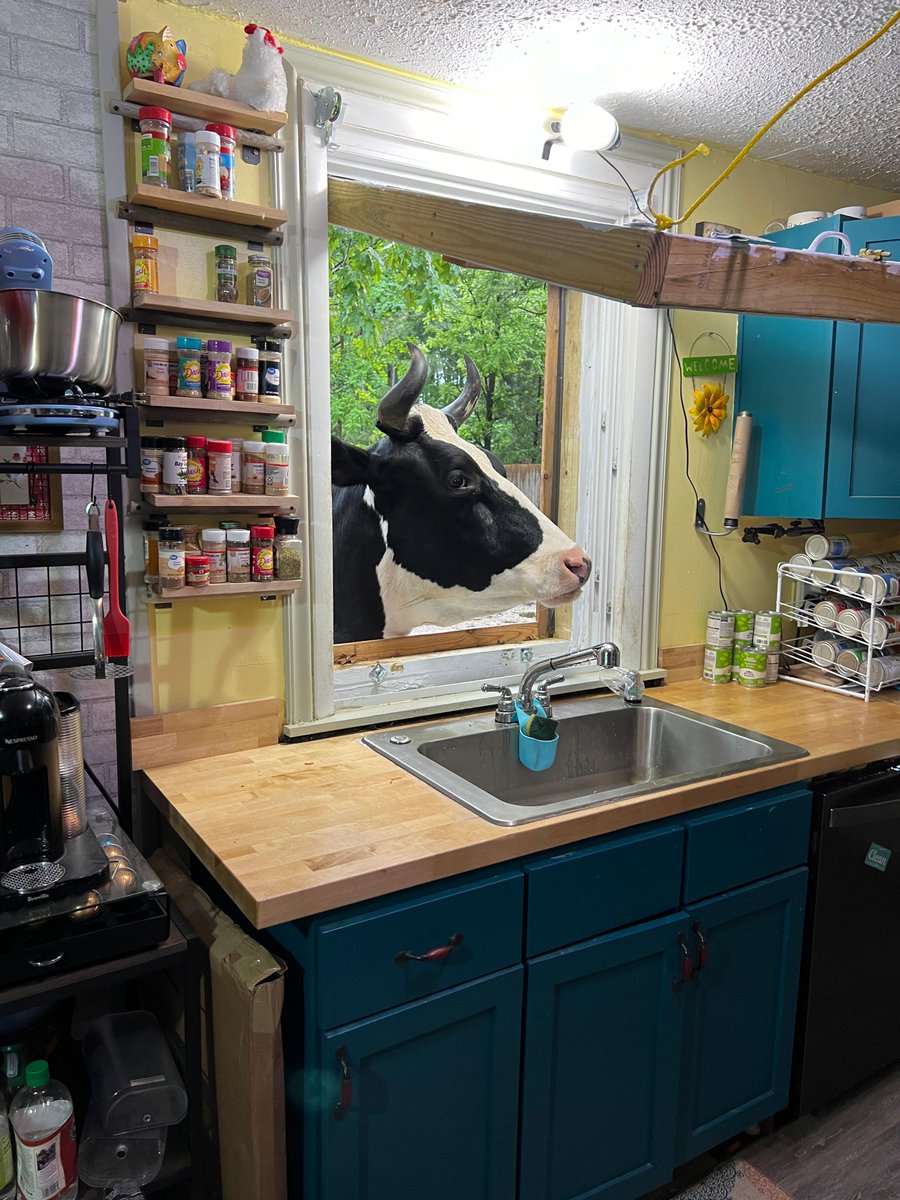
280,50 -> 678,736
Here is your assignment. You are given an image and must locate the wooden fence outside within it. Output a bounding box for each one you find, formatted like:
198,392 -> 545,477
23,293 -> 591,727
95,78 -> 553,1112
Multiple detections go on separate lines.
506,463 -> 542,507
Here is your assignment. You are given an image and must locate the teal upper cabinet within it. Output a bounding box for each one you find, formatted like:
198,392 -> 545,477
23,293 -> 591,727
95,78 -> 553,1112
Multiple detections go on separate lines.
736,215 -> 900,519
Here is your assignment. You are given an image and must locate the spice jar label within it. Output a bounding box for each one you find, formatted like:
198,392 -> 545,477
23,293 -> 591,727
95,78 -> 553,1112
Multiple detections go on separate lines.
133,260 -> 155,290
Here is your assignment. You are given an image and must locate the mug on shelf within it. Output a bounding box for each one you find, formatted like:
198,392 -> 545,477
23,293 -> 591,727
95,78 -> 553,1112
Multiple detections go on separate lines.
832,205 -> 867,219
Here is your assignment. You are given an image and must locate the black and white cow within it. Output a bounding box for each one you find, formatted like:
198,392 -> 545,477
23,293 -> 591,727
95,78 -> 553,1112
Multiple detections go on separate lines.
331,345 -> 592,642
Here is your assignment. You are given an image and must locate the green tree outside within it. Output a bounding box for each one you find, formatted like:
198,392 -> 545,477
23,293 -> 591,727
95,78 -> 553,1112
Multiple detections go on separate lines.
329,226 -> 548,464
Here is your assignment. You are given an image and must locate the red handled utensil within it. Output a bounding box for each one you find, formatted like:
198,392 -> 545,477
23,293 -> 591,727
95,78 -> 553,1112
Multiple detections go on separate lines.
102,498 -> 130,660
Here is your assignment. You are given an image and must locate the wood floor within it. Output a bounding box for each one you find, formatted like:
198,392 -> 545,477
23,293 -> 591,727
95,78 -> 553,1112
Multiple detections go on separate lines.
746,1064 -> 900,1200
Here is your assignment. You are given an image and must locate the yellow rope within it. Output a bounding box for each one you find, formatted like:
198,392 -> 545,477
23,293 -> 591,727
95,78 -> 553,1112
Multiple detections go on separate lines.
649,7 -> 900,231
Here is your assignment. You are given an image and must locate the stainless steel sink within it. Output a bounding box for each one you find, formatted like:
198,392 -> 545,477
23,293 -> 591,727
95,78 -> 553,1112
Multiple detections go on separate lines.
363,694 -> 808,825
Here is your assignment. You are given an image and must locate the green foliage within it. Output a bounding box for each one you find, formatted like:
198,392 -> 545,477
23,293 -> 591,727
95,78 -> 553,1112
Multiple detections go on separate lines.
329,227 -> 547,463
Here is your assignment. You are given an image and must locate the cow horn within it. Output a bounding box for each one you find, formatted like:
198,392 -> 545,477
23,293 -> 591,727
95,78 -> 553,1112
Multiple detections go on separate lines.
376,344 -> 429,435
441,354 -> 481,429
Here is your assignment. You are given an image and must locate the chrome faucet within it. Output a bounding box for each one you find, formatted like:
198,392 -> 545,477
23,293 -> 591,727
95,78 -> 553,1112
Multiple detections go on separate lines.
505,641 -> 644,718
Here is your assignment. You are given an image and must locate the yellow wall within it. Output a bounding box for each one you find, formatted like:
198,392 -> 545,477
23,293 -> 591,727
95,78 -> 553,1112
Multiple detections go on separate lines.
659,146 -> 900,651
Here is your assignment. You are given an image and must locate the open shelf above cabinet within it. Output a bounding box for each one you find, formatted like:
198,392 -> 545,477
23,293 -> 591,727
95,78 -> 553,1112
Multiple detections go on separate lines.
125,292 -> 293,337
122,78 -> 288,135
146,579 -> 302,603
141,493 -> 299,511
136,394 -> 294,422
125,183 -> 287,231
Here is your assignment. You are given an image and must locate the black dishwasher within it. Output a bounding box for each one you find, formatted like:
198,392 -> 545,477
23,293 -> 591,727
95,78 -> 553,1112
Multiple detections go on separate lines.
791,759 -> 900,1114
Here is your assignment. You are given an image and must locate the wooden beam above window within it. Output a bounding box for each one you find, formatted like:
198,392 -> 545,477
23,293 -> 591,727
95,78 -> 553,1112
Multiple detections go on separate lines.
329,178 -> 900,324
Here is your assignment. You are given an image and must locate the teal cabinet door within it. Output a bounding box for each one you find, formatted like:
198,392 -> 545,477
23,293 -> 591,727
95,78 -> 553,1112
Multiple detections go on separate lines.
675,868 -> 807,1162
828,216 -> 900,518
317,967 -> 523,1200
735,218 -> 843,518
520,912 -> 687,1200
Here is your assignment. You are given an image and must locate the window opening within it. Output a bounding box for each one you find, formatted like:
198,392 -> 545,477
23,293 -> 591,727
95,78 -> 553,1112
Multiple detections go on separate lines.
329,225 -> 573,662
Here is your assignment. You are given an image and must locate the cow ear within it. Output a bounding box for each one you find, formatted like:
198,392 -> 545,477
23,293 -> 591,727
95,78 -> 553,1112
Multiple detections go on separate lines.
331,437 -> 372,486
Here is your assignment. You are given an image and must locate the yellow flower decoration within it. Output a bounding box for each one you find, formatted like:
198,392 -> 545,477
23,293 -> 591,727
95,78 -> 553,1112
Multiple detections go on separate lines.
689,382 -> 729,437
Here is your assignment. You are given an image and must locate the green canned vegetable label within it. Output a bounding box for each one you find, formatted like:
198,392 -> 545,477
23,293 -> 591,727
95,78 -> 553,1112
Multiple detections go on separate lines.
704,647 -> 732,670
733,610 -> 755,633
738,647 -> 768,671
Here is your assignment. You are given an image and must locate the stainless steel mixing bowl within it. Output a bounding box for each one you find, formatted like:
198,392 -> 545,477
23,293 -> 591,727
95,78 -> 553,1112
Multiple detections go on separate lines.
0,288 -> 122,395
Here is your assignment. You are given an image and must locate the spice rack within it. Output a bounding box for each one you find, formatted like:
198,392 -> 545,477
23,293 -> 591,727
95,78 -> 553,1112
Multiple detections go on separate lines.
775,562 -> 900,701
126,292 -> 292,337
121,78 -> 288,136
145,579 -> 303,604
136,393 -> 294,422
123,183 -> 286,233
140,493 -> 299,512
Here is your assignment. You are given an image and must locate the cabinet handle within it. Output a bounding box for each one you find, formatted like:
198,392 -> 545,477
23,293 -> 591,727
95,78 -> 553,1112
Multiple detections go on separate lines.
394,932 -> 464,964
693,922 -> 709,973
673,933 -> 693,991
334,1044 -> 352,1120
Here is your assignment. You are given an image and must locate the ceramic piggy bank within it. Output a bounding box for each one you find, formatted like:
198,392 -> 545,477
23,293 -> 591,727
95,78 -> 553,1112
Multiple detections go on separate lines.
126,27 -> 187,87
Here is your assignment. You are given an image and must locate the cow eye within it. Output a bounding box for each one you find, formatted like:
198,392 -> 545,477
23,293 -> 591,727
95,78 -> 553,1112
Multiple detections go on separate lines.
447,470 -> 473,491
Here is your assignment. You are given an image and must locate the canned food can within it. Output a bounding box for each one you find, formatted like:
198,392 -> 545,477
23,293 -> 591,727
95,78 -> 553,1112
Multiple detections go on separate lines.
704,647 -> 733,672
811,637 -> 854,667
706,611 -> 735,648
864,656 -> 900,689
805,534 -> 852,560
813,599 -> 852,629
856,569 -> 900,604
835,607 -> 864,636
703,666 -> 732,684
732,610 -> 755,635
765,651 -> 780,684
860,613 -> 900,647
736,645 -> 767,688
835,647 -> 869,678
753,611 -> 782,648
788,553 -> 813,580
809,558 -> 859,589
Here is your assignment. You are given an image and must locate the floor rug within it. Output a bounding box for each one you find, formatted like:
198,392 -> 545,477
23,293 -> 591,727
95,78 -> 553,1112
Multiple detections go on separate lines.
672,1158 -> 796,1200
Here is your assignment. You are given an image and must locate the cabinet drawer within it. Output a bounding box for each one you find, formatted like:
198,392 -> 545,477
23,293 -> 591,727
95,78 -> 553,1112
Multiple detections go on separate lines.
683,786 -> 812,903
525,823 -> 684,956
314,870 -> 524,1028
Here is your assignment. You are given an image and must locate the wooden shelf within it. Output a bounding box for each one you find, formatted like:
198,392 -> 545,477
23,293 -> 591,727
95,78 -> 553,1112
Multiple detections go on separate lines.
137,393 -> 294,421
142,492 -> 299,511
128,183 -> 287,230
146,579 -> 302,603
128,292 -> 292,328
123,78 -> 287,135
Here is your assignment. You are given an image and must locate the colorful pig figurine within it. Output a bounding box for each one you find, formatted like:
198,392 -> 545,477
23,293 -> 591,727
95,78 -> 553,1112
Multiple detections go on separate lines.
126,27 -> 187,87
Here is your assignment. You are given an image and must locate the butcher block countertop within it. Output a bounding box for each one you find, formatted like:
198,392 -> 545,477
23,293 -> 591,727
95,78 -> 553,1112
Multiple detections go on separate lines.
140,680 -> 900,929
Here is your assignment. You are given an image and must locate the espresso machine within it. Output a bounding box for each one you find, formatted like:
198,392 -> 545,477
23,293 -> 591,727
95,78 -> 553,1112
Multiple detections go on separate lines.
0,665 -> 108,909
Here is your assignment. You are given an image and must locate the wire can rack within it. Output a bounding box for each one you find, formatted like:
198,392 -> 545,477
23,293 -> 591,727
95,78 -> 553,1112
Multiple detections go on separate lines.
775,562 -> 900,701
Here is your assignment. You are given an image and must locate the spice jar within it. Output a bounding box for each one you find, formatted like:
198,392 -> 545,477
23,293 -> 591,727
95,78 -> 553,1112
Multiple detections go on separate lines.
214,245 -> 237,304
230,438 -> 243,494
235,346 -> 259,402
138,106 -> 171,187
167,343 -> 179,395
263,429 -> 289,497
131,233 -> 159,294
176,130 -> 196,192
194,129 -> 221,198
176,336 -> 203,397
274,515 -> 303,580
205,339 -> 233,399
206,123 -> 236,200
143,518 -> 168,590
140,436 -> 164,494
226,528 -> 251,582
254,338 -> 282,401
185,436 -> 207,495
247,254 -> 273,306
241,439 -> 266,495
250,525 -> 274,582
201,528 -> 227,583
159,527 -> 185,590
143,336 -> 169,395
207,439 -> 233,494
185,554 -> 210,588
161,437 -> 188,496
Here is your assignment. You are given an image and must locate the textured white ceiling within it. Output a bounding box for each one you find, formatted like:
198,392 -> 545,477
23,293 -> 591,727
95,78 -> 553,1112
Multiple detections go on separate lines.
188,0 -> 900,191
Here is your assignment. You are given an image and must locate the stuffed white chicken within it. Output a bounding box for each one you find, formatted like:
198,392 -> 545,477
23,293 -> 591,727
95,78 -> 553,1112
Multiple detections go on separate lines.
191,23 -> 287,113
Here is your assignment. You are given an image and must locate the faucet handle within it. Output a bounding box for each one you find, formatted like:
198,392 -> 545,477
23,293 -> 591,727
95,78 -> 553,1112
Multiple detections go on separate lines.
535,674 -> 566,718
482,682 -> 517,725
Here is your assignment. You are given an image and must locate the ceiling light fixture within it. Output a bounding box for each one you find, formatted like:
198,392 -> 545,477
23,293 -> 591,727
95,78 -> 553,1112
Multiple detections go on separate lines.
542,100 -> 620,160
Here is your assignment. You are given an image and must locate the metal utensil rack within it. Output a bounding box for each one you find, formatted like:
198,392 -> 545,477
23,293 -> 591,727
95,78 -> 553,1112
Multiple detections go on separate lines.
775,562 -> 900,701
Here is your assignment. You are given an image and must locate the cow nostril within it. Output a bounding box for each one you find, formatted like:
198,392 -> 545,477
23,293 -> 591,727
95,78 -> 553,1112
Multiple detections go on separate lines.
564,553 -> 591,584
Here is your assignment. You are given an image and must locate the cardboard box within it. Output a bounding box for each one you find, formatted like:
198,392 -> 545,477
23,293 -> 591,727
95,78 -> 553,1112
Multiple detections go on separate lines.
151,850 -> 287,1200
864,199 -> 900,219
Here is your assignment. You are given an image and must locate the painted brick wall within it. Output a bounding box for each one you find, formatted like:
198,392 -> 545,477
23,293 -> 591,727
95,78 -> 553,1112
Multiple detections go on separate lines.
0,0 -> 121,804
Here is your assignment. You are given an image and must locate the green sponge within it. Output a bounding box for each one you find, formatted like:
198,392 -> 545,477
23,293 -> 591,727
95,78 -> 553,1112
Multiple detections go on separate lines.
523,712 -> 559,741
